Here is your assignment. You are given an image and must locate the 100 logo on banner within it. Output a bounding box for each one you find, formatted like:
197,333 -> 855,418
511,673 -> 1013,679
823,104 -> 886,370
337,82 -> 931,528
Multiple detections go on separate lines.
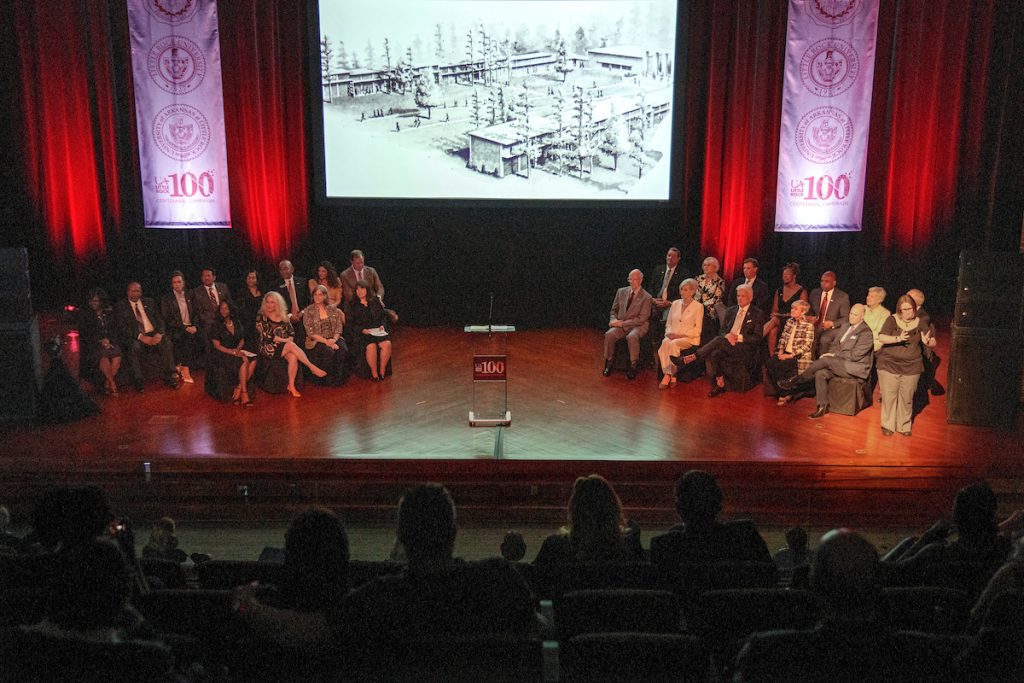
156,171 -> 216,197
791,173 -> 850,201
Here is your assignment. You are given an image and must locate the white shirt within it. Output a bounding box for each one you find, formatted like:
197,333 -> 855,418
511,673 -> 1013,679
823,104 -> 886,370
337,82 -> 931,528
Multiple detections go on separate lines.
729,305 -> 749,341
174,291 -> 190,326
132,300 -> 154,335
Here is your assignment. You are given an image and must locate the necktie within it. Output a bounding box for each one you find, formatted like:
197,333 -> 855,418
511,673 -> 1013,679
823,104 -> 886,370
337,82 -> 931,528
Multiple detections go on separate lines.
208,286 -> 217,305
840,325 -> 852,344
134,302 -> 153,333
785,321 -> 797,353
133,302 -> 143,331
626,291 -> 634,311
660,268 -> 672,298
730,306 -> 746,336
817,292 -> 829,327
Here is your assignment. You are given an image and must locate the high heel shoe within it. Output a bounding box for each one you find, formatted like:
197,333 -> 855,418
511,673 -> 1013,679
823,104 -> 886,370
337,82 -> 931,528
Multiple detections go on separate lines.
232,386 -> 242,404
242,392 -> 253,407
288,386 -> 302,398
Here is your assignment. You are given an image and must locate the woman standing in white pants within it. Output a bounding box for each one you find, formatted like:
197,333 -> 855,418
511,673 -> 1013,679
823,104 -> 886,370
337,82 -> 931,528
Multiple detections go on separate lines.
875,294 -> 928,436
658,279 -> 703,388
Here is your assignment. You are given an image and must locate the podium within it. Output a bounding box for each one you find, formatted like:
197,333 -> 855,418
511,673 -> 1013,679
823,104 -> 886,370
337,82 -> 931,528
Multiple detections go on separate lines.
465,325 -> 514,458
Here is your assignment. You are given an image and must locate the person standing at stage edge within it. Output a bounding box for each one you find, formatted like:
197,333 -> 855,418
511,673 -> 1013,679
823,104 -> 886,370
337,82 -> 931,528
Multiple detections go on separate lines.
604,269 -> 652,380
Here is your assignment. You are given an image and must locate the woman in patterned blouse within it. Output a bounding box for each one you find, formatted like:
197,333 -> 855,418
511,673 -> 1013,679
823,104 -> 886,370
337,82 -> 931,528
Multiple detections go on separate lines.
302,285 -> 349,386
766,299 -> 815,405
695,256 -> 726,342
256,291 -> 326,398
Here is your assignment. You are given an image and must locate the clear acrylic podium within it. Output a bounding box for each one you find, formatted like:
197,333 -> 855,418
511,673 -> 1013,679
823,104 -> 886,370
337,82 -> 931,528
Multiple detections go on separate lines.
465,324 -> 514,458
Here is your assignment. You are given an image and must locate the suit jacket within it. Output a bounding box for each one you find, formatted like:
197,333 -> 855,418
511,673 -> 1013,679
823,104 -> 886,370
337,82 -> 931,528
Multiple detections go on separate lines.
609,286 -> 653,334
191,282 -> 231,330
272,278 -> 310,318
647,264 -> 686,302
650,520 -> 772,567
115,297 -> 165,346
726,277 -> 772,313
719,305 -> 766,346
823,320 -> 874,378
808,287 -> 851,326
160,291 -> 196,335
340,265 -> 385,303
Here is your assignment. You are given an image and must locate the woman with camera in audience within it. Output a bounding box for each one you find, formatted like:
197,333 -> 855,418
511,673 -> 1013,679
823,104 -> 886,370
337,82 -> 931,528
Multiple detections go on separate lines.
658,278 -> 703,388
347,280 -> 392,381
533,474 -> 643,565
763,262 -> 808,353
302,285 -> 348,386
79,288 -> 122,396
875,294 -> 928,436
208,300 -> 257,406
695,256 -> 726,342
256,292 -> 327,398
307,260 -> 343,308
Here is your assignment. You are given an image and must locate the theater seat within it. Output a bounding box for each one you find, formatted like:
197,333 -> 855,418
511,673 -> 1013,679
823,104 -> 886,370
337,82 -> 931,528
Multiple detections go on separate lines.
561,632 -> 709,683
826,375 -> 872,416
554,589 -> 682,641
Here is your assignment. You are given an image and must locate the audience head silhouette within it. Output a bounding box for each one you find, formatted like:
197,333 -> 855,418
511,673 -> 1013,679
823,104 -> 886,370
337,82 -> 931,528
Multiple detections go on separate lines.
675,470 -> 723,526
567,474 -> 626,555
397,484 -> 457,563
49,538 -> 131,632
810,528 -> 880,618
32,485 -> 112,550
284,506 -> 350,609
953,481 -> 998,544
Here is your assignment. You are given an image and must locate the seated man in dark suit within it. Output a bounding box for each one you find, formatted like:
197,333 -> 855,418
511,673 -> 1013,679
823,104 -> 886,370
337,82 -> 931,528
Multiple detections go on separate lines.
650,470 -> 771,568
115,282 -> 178,391
807,270 -> 851,356
722,257 -> 771,320
647,247 -> 686,340
676,284 -> 765,397
779,303 -> 872,419
603,269 -> 653,380
191,266 -> 231,335
160,271 -> 199,384
734,529 -> 966,683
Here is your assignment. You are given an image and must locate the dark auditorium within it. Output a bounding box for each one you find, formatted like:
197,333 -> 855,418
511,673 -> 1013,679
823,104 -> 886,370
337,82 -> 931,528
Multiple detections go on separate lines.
1,0 -> 1023,680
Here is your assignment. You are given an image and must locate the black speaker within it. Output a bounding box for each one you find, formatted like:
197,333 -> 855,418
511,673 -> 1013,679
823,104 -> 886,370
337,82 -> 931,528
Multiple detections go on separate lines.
0,248 -> 33,323
0,318 -> 42,420
946,326 -> 1021,426
952,251 -> 1024,329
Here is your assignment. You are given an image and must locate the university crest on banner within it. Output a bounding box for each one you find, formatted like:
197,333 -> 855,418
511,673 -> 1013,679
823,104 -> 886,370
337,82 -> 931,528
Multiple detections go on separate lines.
127,0 -> 230,229
775,0 -> 879,233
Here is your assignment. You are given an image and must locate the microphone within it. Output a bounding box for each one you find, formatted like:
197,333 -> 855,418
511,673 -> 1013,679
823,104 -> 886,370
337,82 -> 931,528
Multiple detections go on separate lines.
488,292 -> 494,335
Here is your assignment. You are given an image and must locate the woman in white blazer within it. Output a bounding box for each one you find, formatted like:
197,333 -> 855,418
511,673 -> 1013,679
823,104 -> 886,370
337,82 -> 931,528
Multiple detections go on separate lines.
658,279 -> 703,388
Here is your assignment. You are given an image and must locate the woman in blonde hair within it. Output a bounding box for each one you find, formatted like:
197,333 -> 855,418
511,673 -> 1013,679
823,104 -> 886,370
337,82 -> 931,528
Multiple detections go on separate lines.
534,475 -> 643,565
256,291 -> 327,397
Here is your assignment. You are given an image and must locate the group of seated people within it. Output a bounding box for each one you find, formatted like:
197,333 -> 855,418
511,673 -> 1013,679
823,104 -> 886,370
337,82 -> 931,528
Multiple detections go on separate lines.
1,475 -> 1021,681
604,249 -> 943,436
77,250 -> 397,403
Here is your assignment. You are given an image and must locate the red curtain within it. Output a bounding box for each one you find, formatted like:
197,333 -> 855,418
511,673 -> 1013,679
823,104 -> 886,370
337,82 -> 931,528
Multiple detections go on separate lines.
686,0 -> 1024,279
218,0 -> 311,263
13,0 -> 125,264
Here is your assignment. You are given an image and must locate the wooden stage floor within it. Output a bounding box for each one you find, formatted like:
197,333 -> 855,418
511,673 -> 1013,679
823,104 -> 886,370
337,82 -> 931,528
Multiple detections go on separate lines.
2,326 -> 1021,527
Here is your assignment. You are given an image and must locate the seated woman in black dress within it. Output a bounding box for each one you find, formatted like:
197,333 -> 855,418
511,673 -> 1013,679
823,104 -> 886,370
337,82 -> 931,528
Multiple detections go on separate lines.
533,474 -> 644,566
302,285 -> 348,386
256,292 -> 326,397
207,300 -> 257,406
347,280 -> 392,382
78,288 -> 122,395
763,262 -> 807,354
236,268 -> 264,351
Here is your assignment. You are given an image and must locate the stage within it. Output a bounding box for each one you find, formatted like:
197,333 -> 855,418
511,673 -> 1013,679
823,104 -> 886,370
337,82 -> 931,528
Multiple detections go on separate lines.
1,326 -> 1021,528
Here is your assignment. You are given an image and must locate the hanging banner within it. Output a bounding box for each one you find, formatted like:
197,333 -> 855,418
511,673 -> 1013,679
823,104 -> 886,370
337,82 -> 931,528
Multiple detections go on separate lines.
775,0 -> 879,232
127,0 -> 230,229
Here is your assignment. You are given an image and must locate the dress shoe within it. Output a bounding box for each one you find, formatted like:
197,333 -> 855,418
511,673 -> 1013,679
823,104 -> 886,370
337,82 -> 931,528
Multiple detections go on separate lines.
778,376 -> 800,391
899,431 -> 912,437
602,361 -> 613,377
881,427 -> 894,436
133,381 -> 145,393
930,381 -> 945,396
707,385 -> 726,398
808,406 -> 828,419
626,364 -> 638,380
165,378 -> 180,389
659,375 -> 671,389
671,353 -> 697,366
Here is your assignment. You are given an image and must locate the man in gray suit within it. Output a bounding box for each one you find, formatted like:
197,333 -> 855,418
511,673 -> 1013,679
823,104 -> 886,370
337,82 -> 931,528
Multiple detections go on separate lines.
780,303 -> 873,419
807,271 -> 851,356
604,269 -> 653,379
340,249 -> 386,304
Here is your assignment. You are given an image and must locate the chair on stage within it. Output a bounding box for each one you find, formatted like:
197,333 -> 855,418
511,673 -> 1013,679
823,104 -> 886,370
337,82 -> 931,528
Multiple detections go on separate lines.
826,375 -> 872,416
254,356 -> 303,395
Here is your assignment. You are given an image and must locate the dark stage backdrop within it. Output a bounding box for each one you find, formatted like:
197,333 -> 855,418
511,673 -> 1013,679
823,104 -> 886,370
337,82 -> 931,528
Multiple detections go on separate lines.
1,0 -> 1022,329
